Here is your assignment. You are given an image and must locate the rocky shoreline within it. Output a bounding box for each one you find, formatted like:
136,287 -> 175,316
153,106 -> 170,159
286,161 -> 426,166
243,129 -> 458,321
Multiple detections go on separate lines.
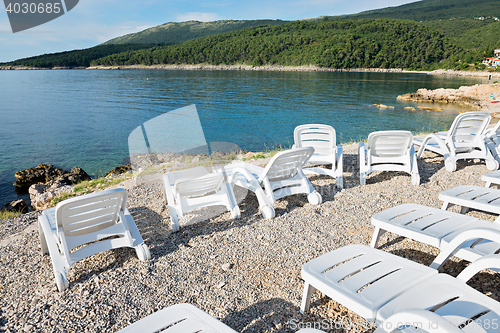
397,83 -> 500,109
2,145 -> 500,332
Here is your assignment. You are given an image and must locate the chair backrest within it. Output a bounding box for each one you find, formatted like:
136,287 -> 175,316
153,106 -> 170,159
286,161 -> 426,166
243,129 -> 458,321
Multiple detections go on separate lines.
294,124 -> 336,156
260,147 -> 314,183
447,111 -> 491,144
367,131 -> 413,158
55,188 -> 127,241
168,166 -> 225,197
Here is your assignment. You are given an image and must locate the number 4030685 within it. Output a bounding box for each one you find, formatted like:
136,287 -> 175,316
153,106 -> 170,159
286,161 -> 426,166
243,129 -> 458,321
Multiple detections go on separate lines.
5,2 -> 61,14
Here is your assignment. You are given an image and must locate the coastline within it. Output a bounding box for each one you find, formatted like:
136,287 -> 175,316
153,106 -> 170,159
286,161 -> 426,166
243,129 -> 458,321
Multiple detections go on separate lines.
4,63 -> 500,79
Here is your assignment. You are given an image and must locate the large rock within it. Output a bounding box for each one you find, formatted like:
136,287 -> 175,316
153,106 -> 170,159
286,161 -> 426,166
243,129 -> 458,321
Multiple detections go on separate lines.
106,163 -> 132,177
29,182 -> 74,210
397,83 -> 500,108
14,164 -> 91,193
1,199 -> 29,214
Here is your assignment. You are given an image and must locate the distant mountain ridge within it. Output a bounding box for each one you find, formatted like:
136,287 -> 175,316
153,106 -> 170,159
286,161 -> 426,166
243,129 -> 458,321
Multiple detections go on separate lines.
2,0 -> 500,68
102,19 -> 287,45
337,0 -> 500,21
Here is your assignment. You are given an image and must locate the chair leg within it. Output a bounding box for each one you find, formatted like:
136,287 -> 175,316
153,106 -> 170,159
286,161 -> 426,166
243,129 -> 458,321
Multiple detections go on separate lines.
460,206 -> 470,214
300,282 -> 316,314
337,176 -> 343,189
370,227 -> 385,248
441,201 -> 451,211
38,221 -> 49,255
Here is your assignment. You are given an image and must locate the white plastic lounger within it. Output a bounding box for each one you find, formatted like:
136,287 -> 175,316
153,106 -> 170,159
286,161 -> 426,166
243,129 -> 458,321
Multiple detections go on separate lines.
439,185 -> 500,222
301,241 -> 500,328
376,255 -> 500,333
117,303 -> 325,333
359,130 -> 420,185
293,124 -> 343,189
300,244 -> 438,321
38,188 -> 151,292
224,147 -> 322,219
413,111 -> 498,172
163,166 -> 240,232
371,203 -> 500,262
373,310 -> 465,333
116,303 -> 237,333
482,170 -> 500,188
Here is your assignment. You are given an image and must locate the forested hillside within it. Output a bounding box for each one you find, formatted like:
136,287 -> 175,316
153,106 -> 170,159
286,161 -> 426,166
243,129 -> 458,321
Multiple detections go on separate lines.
1,44 -> 160,68
102,19 -> 287,45
340,0 -> 500,21
92,18 -> 461,70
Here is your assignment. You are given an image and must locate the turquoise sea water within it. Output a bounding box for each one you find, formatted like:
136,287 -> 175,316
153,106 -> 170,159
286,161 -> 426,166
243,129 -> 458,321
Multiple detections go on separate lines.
0,69 -> 484,205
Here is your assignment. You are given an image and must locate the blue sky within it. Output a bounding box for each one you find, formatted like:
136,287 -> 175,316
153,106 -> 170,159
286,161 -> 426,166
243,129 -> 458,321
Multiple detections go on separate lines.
0,0 -> 418,63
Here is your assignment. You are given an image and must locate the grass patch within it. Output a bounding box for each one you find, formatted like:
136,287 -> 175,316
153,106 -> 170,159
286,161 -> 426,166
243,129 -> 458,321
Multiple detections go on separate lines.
0,210 -> 22,220
49,174 -> 132,208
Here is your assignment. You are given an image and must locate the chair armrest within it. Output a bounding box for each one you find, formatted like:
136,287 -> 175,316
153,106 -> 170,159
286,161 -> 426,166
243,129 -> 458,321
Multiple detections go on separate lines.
430,227 -> 500,271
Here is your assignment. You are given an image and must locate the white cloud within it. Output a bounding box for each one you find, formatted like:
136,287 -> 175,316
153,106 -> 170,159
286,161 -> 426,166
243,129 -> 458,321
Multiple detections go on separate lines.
176,12 -> 219,22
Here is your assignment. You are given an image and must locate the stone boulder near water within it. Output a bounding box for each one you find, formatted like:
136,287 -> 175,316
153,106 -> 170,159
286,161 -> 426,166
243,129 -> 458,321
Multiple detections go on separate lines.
13,164 -> 91,210
1,199 -> 29,214
14,164 -> 91,193
106,163 -> 132,177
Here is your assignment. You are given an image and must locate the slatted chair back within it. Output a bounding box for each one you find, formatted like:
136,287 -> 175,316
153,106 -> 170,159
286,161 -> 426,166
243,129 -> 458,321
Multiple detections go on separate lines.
168,166 -> 224,198
367,131 -> 413,158
55,189 -> 126,249
294,124 -> 336,158
261,147 -> 314,183
447,111 -> 491,145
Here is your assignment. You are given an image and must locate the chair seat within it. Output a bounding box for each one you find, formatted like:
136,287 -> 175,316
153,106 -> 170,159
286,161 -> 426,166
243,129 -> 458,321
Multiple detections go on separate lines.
371,203 -> 478,248
482,170 -> 500,188
116,303 -> 238,333
301,244 -> 437,322
377,273 -> 500,330
439,185 -> 500,219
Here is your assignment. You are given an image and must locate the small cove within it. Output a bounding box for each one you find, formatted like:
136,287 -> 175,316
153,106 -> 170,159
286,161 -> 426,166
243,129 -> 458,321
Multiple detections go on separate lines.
0,69 -> 484,205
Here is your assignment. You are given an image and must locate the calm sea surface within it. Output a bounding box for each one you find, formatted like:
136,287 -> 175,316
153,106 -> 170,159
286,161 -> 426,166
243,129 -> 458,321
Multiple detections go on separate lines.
0,69 -> 484,205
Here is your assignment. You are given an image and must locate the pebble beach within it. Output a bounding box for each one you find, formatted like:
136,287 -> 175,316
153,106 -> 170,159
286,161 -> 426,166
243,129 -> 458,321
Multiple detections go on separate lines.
2,143 -> 500,333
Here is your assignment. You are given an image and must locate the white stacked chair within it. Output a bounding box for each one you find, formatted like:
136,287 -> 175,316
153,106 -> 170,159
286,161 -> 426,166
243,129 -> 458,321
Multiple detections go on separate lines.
359,130 -> 420,185
38,188 -> 150,292
163,166 -> 240,232
224,147 -> 322,219
293,124 -> 343,189
413,111 -> 498,172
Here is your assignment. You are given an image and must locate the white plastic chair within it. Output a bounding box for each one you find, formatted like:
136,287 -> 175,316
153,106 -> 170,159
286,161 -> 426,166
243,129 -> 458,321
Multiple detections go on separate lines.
359,130 -> 420,185
163,166 -> 240,232
301,241 -> 500,328
224,147 -> 322,220
293,124 -> 343,189
484,121 -> 500,164
414,111 -> 498,172
38,188 -> 151,292
370,203 -> 500,263
440,185 -> 500,223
